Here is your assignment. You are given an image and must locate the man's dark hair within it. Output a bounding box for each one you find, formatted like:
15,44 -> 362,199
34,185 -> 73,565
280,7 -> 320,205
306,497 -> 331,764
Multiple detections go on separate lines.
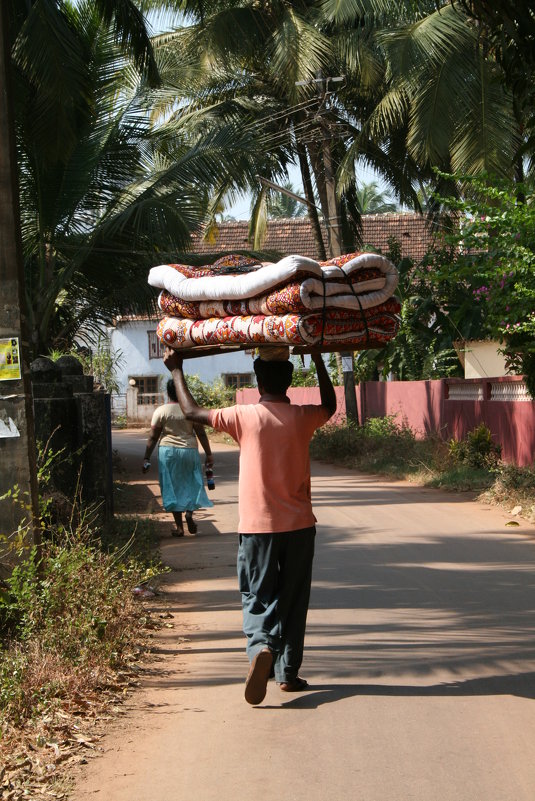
167,378 -> 178,402
253,358 -> 294,394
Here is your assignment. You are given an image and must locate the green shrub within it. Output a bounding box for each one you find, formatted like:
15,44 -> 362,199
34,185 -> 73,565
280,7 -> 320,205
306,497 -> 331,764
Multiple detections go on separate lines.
0,525 -> 155,724
311,415 -> 421,476
310,415 -> 503,490
2,533 -> 146,650
427,465 -> 495,491
291,358 -> 318,386
448,423 -> 501,469
495,462 -> 535,491
0,444 -> 162,726
186,374 -> 237,408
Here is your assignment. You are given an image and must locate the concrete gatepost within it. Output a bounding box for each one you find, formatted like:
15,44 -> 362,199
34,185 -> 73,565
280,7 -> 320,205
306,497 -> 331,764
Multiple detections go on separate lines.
30,356 -> 113,523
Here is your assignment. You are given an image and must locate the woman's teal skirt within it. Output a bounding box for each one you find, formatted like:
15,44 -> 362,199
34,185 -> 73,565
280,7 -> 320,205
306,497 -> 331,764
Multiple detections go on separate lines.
158,446 -> 214,512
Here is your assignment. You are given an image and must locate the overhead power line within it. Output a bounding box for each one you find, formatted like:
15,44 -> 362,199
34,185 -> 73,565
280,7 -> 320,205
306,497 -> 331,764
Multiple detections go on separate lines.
255,175 -> 320,211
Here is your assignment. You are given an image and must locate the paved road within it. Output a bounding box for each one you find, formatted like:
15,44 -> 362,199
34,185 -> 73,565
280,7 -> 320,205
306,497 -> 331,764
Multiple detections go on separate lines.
72,429 -> 535,801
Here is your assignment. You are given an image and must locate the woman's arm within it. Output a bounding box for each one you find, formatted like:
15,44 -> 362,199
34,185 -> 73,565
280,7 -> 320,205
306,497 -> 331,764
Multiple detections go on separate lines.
193,423 -> 214,467
142,425 -> 162,473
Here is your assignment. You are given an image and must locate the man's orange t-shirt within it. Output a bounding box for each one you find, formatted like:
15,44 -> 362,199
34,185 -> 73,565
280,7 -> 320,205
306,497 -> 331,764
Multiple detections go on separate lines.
208,401 -> 331,534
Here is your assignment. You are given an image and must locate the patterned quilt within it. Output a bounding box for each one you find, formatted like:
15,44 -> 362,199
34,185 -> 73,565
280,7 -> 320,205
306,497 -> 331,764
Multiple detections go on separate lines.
149,251 -> 401,353
149,252 -> 398,309
157,300 -> 401,350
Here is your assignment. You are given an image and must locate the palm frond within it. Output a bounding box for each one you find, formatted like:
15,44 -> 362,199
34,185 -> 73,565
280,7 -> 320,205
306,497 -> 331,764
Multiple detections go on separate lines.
93,0 -> 160,83
266,8 -> 331,97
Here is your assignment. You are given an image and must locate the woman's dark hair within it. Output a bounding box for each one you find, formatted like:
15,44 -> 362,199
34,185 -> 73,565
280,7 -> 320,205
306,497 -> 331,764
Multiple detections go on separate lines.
167,378 -> 178,402
253,358 -> 293,394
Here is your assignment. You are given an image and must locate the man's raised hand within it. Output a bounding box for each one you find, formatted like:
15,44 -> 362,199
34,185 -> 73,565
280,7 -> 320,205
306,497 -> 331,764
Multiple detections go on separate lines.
163,346 -> 183,373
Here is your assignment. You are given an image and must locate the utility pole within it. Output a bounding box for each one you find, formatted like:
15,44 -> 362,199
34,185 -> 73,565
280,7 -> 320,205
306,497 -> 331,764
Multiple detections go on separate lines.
315,75 -> 358,423
291,75 -> 359,423
0,5 -> 39,550
317,78 -> 342,260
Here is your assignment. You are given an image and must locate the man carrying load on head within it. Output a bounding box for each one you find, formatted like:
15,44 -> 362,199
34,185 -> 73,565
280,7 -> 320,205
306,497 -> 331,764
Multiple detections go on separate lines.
163,345 -> 337,706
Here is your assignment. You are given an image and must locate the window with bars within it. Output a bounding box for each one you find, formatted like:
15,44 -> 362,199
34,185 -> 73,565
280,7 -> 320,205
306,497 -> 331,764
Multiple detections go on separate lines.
148,330 -> 165,359
222,373 -> 254,389
131,375 -> 161,405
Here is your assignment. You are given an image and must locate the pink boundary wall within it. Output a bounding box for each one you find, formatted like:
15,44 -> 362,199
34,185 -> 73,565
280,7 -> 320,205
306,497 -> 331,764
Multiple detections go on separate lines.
237,376 -> 535,466
237,386 -> 346,425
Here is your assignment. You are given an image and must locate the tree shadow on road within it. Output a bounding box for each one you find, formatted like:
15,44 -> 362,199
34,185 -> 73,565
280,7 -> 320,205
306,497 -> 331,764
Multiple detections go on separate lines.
265,671 -> 535,710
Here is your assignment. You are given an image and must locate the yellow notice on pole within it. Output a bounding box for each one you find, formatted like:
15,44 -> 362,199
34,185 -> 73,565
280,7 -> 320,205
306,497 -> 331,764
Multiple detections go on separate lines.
0,337 -> 22,381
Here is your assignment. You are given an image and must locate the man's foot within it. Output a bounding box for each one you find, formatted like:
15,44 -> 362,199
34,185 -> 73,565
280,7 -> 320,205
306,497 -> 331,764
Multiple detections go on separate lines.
279,677 -> 309,692
185,510 -> 197,534
171,525 -> 184,537
244,649 -> 273,705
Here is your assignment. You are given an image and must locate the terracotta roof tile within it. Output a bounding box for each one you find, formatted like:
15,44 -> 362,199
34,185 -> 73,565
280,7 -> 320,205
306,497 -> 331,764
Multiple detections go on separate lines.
190,213 -> 438,262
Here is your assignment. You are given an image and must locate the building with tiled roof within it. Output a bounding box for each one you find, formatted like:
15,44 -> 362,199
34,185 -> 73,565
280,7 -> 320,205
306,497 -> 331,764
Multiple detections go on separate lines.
190,213 -> 437,262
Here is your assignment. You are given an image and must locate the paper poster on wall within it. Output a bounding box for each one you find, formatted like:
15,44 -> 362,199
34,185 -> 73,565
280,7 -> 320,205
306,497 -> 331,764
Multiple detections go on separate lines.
341,354 -> 353,373
0,412 -> 20,439
0,338 -> 21,381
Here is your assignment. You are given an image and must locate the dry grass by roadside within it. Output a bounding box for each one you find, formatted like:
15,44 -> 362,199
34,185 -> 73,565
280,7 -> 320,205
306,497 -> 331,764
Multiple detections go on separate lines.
0,482 -> 167,800
0,610 -> 163,800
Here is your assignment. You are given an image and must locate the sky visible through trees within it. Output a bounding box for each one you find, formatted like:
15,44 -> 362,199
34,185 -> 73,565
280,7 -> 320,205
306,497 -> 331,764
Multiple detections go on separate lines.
144,6 -> 392,220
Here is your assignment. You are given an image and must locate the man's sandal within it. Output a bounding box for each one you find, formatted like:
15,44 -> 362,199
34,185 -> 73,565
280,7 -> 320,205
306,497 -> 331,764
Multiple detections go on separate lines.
279,677 -> 309,692
244,649 -> 273,705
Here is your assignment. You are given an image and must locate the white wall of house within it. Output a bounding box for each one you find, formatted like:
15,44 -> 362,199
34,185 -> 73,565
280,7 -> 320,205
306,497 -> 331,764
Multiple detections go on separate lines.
463,340 -> 510,379
107,318 -> 259,420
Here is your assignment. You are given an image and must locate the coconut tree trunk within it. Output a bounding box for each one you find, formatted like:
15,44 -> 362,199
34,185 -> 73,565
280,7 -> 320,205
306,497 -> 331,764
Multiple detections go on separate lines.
0,4 -> 39,549
295,135 -> 326,260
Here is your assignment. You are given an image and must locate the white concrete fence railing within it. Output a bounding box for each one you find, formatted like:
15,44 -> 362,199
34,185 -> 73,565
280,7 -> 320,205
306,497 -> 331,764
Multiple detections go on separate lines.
446,378 -> 531,403
447,382 -> 485,402
490,380 -> 532,402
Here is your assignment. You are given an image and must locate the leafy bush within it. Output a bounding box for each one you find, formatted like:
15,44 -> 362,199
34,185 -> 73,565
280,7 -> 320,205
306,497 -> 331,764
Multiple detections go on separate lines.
0,529 -> 152,723
310,416 -> 501,490
186,374 -> 237,408
50,338 -> 125,394
308,412 -> 535,501
484,462 -> 535,512
494,462 -> 535,491
311,415 -> 423,476
291,357 -> 318,387
434,174 -> 535,397
448,423 -> 501,468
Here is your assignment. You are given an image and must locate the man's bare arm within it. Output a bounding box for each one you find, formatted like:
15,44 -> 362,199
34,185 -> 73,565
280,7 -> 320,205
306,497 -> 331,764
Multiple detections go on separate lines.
311,352 -> 337,417
163,347 -> 212,425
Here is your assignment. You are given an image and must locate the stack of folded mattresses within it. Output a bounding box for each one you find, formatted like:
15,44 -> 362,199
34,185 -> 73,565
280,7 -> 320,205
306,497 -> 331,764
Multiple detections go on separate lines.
148,251 -> 400,354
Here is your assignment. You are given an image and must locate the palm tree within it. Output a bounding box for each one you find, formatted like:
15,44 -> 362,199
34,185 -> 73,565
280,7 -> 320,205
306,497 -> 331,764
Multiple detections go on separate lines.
457,0 -> 535,167
147,1 -> 331,254
266,182 -> 307,219
356,180 -> 398,214
10,0 -> 259,355
147,0 -> 425,258
149,0 -> 529,248
361,2 -> 522,182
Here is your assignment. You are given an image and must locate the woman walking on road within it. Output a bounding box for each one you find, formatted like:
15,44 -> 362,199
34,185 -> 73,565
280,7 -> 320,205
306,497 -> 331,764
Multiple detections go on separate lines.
142,379 -> 214,536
